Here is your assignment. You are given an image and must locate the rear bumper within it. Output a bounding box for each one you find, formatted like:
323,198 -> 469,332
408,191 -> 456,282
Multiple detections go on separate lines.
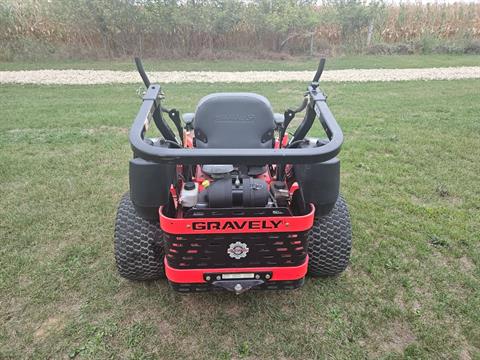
164,256 -> 308,284
165,257 -> 308,293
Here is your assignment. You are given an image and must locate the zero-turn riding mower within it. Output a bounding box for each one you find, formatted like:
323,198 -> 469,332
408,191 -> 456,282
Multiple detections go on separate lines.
114,58 -> 352,294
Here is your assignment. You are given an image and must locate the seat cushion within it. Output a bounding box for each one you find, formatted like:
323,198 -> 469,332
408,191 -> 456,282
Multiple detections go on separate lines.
193,93 -> 275,149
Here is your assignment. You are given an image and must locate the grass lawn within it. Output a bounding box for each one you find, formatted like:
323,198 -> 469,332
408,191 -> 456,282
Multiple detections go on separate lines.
0,79 -> 479,359
0,54 -> 479,72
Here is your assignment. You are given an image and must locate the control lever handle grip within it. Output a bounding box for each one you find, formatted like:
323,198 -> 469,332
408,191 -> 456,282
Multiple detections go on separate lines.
312,58 -> 326,83
135,57 -> 151,88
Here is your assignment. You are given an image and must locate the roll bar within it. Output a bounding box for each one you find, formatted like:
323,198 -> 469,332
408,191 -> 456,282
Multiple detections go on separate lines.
129,84 -> 343,165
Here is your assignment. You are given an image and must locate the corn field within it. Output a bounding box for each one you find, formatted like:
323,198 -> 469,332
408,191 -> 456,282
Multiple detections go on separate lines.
1,0 -> 479,60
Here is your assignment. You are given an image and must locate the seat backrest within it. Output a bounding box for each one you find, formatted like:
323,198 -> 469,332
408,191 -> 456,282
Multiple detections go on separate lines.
193,93 -> 275,149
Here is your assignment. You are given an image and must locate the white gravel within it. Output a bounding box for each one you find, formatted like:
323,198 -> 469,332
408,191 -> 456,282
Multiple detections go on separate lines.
0,66 -> 479,85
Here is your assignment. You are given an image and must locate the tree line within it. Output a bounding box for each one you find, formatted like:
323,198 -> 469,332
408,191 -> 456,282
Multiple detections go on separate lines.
1,0 -> 479,60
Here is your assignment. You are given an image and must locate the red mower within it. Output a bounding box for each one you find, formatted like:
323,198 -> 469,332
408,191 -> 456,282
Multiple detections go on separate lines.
114,58 -> 351,294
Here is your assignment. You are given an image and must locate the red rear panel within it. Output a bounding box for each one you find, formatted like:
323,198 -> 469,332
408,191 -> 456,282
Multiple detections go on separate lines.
160,206 -> 314,285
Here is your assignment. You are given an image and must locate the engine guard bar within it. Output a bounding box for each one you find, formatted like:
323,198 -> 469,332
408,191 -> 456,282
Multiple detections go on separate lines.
129,84 -> 343,165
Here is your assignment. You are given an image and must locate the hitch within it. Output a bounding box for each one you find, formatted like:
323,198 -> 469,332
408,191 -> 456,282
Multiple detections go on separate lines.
204,271 -> 273,294
212,280 -> 265,294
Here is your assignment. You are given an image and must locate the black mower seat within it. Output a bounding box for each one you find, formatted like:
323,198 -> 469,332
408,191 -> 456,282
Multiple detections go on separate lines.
193,93 -> 276,149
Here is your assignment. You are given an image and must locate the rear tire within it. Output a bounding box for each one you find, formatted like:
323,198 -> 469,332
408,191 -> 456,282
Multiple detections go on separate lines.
307,195 -> 352,277
114,192 -> 165,281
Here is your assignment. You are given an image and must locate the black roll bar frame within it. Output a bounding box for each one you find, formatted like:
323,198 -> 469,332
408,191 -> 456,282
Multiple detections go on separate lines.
129,83 -> 343,165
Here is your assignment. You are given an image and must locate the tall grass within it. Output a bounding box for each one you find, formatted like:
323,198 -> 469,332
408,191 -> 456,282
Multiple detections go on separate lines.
0,0 -> 479,61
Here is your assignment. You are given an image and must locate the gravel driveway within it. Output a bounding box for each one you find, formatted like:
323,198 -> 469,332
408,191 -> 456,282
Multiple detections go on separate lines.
1,66 -> 479,84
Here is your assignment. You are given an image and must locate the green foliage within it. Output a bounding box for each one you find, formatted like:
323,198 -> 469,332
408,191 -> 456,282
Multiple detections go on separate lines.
328,0 -> 382,36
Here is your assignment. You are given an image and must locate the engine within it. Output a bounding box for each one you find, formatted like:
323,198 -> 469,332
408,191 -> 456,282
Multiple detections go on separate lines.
196,176 -> 269,208
179,165 -> 276,210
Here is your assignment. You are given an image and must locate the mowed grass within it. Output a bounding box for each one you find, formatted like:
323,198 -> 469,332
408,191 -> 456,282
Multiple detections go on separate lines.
0,54 -> 479,71
0,79 -> 479,359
